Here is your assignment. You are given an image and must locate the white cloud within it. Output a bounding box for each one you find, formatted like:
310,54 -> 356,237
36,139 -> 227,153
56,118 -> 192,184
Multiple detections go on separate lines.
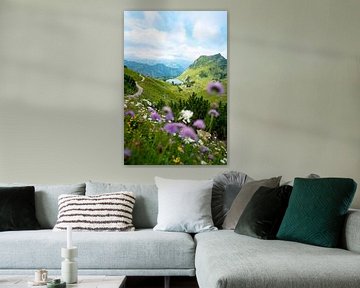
143,11 -> 161,26
125,41 -> 221,63
124,11 -> 227,63
124,28 -> 167,46
193,20 -> 220,42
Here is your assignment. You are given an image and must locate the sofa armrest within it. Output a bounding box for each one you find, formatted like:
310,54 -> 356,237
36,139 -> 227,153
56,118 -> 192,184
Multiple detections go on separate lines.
342,209 -> 360,253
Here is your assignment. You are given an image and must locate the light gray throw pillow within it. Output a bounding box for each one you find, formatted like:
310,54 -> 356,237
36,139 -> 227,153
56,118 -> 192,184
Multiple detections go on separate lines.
222,176 -> 281,230
153,177 -> 217,233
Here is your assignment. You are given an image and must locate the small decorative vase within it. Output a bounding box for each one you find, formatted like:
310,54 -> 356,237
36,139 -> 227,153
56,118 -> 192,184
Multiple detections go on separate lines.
61,247 -> 78,284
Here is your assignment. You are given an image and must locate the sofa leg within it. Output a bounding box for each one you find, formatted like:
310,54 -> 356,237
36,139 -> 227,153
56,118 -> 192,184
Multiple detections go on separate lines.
164,276 -> 170,288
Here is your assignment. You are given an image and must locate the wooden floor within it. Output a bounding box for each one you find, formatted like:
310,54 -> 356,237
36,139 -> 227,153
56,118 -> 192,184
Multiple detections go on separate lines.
126,276 -> 199,288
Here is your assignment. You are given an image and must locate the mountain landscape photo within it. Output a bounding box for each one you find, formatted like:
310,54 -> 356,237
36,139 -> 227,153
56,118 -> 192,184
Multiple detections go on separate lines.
124,11 -> 228,165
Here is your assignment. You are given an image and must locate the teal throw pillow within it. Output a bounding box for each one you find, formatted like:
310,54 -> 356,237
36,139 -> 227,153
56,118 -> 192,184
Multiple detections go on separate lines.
277,178 -> 357,247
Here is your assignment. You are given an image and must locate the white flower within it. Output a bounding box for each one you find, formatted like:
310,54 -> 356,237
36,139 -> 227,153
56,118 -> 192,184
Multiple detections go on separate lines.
181,137 -> 195,144
201,160 -> 207,165
178,110 -> 193,123
143,99 -> 152,106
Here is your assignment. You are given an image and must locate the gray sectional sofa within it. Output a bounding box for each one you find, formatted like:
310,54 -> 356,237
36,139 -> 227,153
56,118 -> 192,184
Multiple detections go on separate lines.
1,181 -> 360,288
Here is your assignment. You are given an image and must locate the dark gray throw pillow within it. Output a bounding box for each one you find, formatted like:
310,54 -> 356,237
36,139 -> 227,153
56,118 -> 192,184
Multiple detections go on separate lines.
0,186 -> 41,231
235,185 -> 292,239
223,176 -> 281,230
212,171 -> 249,228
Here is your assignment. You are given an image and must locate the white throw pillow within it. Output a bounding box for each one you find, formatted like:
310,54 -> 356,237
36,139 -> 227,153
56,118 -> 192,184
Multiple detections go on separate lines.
153,177 -> 217,233
53,192 -> 135,232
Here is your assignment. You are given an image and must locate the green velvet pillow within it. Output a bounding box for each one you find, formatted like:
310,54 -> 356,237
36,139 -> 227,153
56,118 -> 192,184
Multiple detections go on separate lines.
235,185 -> 292,239
0,186 -> 41,231
277,178 -> 357,247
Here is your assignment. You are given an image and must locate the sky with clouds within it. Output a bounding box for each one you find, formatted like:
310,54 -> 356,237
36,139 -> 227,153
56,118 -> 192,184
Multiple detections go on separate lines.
124,11 -> 227,64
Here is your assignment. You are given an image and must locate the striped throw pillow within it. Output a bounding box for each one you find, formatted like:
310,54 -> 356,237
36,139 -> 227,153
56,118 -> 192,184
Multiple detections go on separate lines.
53,192 -> 136,231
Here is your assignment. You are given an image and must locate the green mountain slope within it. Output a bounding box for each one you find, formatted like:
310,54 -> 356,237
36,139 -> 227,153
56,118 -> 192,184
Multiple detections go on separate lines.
124,61 -> 228,165
177,53 -> 227,101
189,53 -> 227,73
124,73 -> 137,95
124,53 -> 227,105
124,67 -> 190,102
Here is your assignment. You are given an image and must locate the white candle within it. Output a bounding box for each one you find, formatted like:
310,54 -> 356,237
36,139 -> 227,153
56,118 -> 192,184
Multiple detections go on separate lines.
67,225 -> 72,249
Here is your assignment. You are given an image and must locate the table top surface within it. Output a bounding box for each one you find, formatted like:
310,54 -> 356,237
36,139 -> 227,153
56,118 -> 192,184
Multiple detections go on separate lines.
0,275 -> 126,288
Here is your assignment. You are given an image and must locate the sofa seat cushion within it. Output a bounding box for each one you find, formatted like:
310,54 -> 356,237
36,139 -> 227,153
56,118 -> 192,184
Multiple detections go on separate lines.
195,230 -> 360,288
0,229 -> 195,270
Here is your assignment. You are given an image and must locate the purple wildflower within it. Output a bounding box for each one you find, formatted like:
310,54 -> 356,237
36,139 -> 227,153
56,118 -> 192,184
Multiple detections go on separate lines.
208,154 -> 214,161
148,107 -> 155,113
176,122 -> 187,129
208,109 -> 220,117
164,123 -> 179,134
200,146 -> 210,153
124,110 -> 135,118
193,119 -> 206,130
207,81 -> 224,95
150,111 -> 161,122
162,106 -> 174,121
124,148 -> 131,158
165,111 -> 174,121
179,127 -> 198,141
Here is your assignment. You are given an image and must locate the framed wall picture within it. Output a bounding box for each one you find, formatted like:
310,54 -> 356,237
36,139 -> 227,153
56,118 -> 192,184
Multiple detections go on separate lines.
124,11 -> 227,165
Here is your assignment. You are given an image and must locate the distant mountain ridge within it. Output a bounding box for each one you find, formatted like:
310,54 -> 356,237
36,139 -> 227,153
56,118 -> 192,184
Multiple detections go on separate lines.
179,53 -> 227,82
124,60 -> 185,79
190,53 -> 227,70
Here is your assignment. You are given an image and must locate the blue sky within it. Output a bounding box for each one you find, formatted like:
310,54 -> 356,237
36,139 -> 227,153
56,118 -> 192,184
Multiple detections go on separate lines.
124,11 -> 227,64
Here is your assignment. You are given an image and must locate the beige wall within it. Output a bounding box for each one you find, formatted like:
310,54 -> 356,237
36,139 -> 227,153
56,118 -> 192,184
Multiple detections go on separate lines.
0,0 -> 359,207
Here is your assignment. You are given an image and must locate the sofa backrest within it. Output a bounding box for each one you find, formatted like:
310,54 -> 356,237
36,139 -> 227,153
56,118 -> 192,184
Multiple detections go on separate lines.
341,209 -> 360,253
86,181 -> 158,229
0,183 -> 86,229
